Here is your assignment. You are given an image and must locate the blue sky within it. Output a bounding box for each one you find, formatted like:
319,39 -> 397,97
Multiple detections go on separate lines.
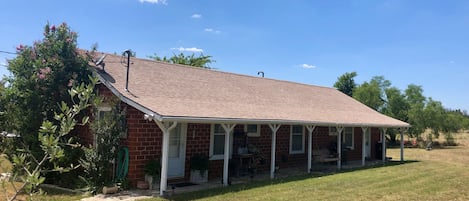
1,0 -> 468,111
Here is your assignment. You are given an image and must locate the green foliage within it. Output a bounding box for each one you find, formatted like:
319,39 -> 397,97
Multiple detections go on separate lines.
348,74 -> 467,144
2,23 -> 92,165
149,53 -> 214,68
144,159 -> 161,178
79,98 -> 125,194
190,154 -> 209,177
333,72 -> 357,97
3,77 -> 97,201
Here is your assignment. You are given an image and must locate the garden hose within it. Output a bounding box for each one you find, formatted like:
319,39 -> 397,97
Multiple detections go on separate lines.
116,146 -> 129,182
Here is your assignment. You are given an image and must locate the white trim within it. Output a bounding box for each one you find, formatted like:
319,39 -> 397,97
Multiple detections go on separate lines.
168,123 -> 187,178
306,125 -> 316,174
342,127 -> 354,150
329,126 -> 338,136
209,124 -> 233,160
245,124 -> 260,137
268,124 -> 281,179
289,125 -> 305,154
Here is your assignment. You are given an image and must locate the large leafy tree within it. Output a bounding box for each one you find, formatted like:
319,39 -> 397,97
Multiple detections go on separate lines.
353,76 -> 391,112
3,23 -> 92,166
405,84 -> 426,138
150,53 -> 214,68
333,72 -> 357,97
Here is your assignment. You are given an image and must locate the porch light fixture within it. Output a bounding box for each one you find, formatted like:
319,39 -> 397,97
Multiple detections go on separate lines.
143,113 -> 154,121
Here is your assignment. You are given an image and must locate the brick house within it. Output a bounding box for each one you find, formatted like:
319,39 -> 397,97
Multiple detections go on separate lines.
82,52 -> 409,196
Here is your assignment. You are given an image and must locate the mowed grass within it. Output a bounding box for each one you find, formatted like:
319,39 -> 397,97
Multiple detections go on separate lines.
142,131 -> 469,201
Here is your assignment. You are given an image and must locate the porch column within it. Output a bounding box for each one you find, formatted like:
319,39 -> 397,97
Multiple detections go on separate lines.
361,127 -> 368,167
336,126 -> 344,169
154,121 -> 178,196
221,123 -> 236,186
306,125 -> 316,173
400,128 -> 404,162
382,128 -> 387,163
268,124 -> 281,179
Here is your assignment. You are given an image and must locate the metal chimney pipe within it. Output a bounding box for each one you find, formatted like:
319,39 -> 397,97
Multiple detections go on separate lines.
124,49 -> 131,92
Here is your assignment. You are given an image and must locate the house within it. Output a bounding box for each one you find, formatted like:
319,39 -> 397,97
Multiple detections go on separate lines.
81,51 -> 410,196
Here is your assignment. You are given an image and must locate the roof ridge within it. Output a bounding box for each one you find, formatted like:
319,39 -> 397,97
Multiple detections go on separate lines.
117,52 -> 337,92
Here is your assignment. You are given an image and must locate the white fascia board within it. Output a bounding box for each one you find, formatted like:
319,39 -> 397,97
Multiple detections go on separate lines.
160,116 -> 410,128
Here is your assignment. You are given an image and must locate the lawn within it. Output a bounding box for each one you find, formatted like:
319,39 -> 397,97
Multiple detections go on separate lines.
140,131 -> 469,201
2,132 -> 469,200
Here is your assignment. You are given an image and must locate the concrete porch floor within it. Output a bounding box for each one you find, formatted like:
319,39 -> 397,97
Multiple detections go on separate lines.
81,160 -> 389,201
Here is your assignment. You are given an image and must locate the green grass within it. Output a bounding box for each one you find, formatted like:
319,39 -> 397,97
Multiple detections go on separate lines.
140,132 -> 469,201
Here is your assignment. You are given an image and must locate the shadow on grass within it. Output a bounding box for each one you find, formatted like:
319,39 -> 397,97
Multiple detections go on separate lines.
165,160 -> 419,201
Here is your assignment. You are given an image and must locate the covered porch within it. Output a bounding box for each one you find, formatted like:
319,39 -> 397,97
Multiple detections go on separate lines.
149,118 -> 408,196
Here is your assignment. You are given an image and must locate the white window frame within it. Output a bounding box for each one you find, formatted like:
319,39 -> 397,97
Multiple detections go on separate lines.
245,124 -> 260,137
95,106 -> 112,146
342,127 -> 354,150
329,126 -> 338,136
289,125 -> 305,154
209,124 -> 233,160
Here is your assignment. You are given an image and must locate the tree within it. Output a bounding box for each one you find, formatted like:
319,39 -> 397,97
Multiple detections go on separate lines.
382,87 -> 410,144
405,84 -> 426,139
149,53 -> 214,68
3,23 -> 92,161
79,97 -> 125,194
352,76 -> 391,111
2,78 -> 97,201
333,72 -> 357,97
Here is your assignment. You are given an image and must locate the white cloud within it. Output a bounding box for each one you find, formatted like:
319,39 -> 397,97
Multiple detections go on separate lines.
191,14 -> 202,19
171,47 -> 204,53
139,0 -> 167,5
204,28 -> 221,34
301,64 -> 316,69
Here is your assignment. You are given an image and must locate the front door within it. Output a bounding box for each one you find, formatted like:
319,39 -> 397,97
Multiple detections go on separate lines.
365,129 -> 371,158
168,123 -> 187,178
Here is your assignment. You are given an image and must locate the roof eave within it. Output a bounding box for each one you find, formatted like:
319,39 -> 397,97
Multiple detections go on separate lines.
160,115 -> 411,128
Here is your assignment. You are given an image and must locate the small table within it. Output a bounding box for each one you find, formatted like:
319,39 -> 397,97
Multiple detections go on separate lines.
233,154 -> 254,176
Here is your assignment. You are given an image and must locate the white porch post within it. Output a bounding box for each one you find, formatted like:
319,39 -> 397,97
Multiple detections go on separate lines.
400,128 -> 404,162
154,121 -> 178,196
382,128 -> 387,163
306,125 -> 316,173
336,126 -> 344,170
268,124 -> 281,179
361,127 -> 368,167
221,123 -> 236,186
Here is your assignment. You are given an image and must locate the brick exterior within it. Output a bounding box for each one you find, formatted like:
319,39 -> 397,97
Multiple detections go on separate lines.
76,84 -> 386,187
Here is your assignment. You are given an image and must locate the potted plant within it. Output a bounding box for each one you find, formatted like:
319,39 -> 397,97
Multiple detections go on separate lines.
190,153 -> 209,183
144,159 -> 161,189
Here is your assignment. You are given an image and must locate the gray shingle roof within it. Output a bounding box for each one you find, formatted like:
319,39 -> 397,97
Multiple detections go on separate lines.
93,53 -> 409,128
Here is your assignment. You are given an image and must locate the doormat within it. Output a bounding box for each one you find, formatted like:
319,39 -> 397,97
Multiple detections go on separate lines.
171,182 -> 198,188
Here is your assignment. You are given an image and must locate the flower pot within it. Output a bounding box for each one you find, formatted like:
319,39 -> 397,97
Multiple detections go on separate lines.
190,170 -> 208,184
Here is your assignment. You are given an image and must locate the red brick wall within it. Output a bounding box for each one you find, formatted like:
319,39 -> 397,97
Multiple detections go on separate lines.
120,106 -> 162,186
184,123 -> 211,180
76,84 -> 386,185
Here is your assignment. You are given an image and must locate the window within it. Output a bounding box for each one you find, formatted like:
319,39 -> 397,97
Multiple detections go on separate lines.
329,127 -> 354,150
329,127 -> 338,136
343,127 -> 354,150
95,106 -> 112,146
290,125 -> 304,154
210,124 -> 233,160
245,124 -> 260,137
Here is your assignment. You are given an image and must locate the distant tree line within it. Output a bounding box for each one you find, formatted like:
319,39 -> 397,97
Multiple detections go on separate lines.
334,72 -> 469,145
